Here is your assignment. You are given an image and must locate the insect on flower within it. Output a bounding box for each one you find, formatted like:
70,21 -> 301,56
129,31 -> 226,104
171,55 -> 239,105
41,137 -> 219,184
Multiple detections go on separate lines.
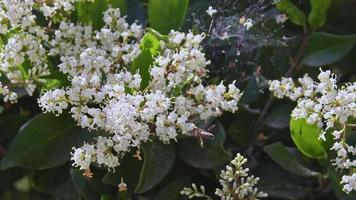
118,178 -> 127,192
83,168 -> 93,178
190,124 -> 216,148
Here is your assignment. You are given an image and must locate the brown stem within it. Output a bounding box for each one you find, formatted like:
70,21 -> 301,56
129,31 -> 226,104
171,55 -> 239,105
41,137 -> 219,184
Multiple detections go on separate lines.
285,33 -> 311,77
253,32 -> 311,135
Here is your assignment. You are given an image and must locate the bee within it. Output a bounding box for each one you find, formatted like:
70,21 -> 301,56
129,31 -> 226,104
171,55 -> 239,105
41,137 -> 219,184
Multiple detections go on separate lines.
190,124 -> 216,148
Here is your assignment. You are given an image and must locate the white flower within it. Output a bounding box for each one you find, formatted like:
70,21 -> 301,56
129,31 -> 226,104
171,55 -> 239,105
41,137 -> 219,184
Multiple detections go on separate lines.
341,174 -> 356,193
275,14 -> 288,24
0,3 -> 241,172
181,153 -> 267,200
206,6 -> 217,17
269,69 -> 356,193
243,19 -> 254,30
40,4 -> 55,17
38,89 -> 68,115
71,144 -> 95,170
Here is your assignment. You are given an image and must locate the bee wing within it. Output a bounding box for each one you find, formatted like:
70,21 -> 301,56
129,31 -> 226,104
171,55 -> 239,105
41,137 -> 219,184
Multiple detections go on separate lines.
198,129 -> 215,140
205,123 -> 216,132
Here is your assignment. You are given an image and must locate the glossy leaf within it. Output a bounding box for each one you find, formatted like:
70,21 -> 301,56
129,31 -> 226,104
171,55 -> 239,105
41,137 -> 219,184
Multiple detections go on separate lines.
117,191 -> 132,200
45,58 -> 70,88
227,111 -> 256,145
51,180 -> 80,200
76,0 -> 127,30
31,166 -> 69,193
290,118 -> 327,159
43,79 -> 63,90
308,0 -> 332,28
171,75 -> 194,97
102,154 -> 142,189
70,169 -> 114,200
256,161 -> 312,199
100,194 -> 116,200
154,176 -> 191,200
264,104 -> 294,129
0,114 -> 29,145
240,73 -> 268,104
148,0 -> 189,34
134,140 -> 175,193
264,142 -> 321,177
276,0 -> 306,26
1,113 -> 83,170
126,0 -> 144,24
177,122 -> 231,169
131,33 -> 161,90
0,36 -> 3,49
0,168 -> 26,191
303,32 -> 356,66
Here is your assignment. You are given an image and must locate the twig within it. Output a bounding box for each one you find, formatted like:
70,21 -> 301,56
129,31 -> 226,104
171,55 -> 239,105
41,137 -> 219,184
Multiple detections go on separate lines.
253,32 -> 311,135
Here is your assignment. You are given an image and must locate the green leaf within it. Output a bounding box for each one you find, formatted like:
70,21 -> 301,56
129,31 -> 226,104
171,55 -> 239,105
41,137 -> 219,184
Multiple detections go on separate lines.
154,176 -> 191,200
131,33 -> 161,90
0,168 -> 26,191
177,122 -> 231,169
0,36 -> 3,49
171,74 -> 194,97
126,0 -> 144,24
256,160 -> 312,199
147,28 -> 169,41
102,154 -> 142,189
227,111 -> 256,145
290,118 -> 327,159
276,0 -> 306,26
31,166 -> 69,194
264,142 -> 321,177
117,191 -> 132,200
264,104 -> 294,129
308,0 -> 332,28
240,73 -> 268,104
134,140 -> 175,193
70,169 -> 114,200
148,0 -> 189,34
43,79 -> 63,90
76,0 -> 127,30
1,113 -> 82,170
45,58 -> 70,88
0,114 -> 29,144
101,194 -> 116,200
18,58 -> 31,80
51,180 -> 80,200
303,32 -> 356,66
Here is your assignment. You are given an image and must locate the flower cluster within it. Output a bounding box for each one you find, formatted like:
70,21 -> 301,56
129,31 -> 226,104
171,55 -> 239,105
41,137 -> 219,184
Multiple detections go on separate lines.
0,0 -> 90,103
269,69 -> 356,193
215,153 -> 267,200
181,153 -> 267,200
181,183 -> 212,200
33,7 -> 241,171
0,1 -> 241,172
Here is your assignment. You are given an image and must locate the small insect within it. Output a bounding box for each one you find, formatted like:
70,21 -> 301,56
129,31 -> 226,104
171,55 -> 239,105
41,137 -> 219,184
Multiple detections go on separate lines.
132,146 -> 142,161
191,124 -> 216,148
82,168 -> 93,178
118,178 -> 127,192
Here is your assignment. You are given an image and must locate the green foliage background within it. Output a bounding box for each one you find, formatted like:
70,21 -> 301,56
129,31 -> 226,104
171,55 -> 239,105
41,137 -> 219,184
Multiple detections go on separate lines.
0,0 -> 356,199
